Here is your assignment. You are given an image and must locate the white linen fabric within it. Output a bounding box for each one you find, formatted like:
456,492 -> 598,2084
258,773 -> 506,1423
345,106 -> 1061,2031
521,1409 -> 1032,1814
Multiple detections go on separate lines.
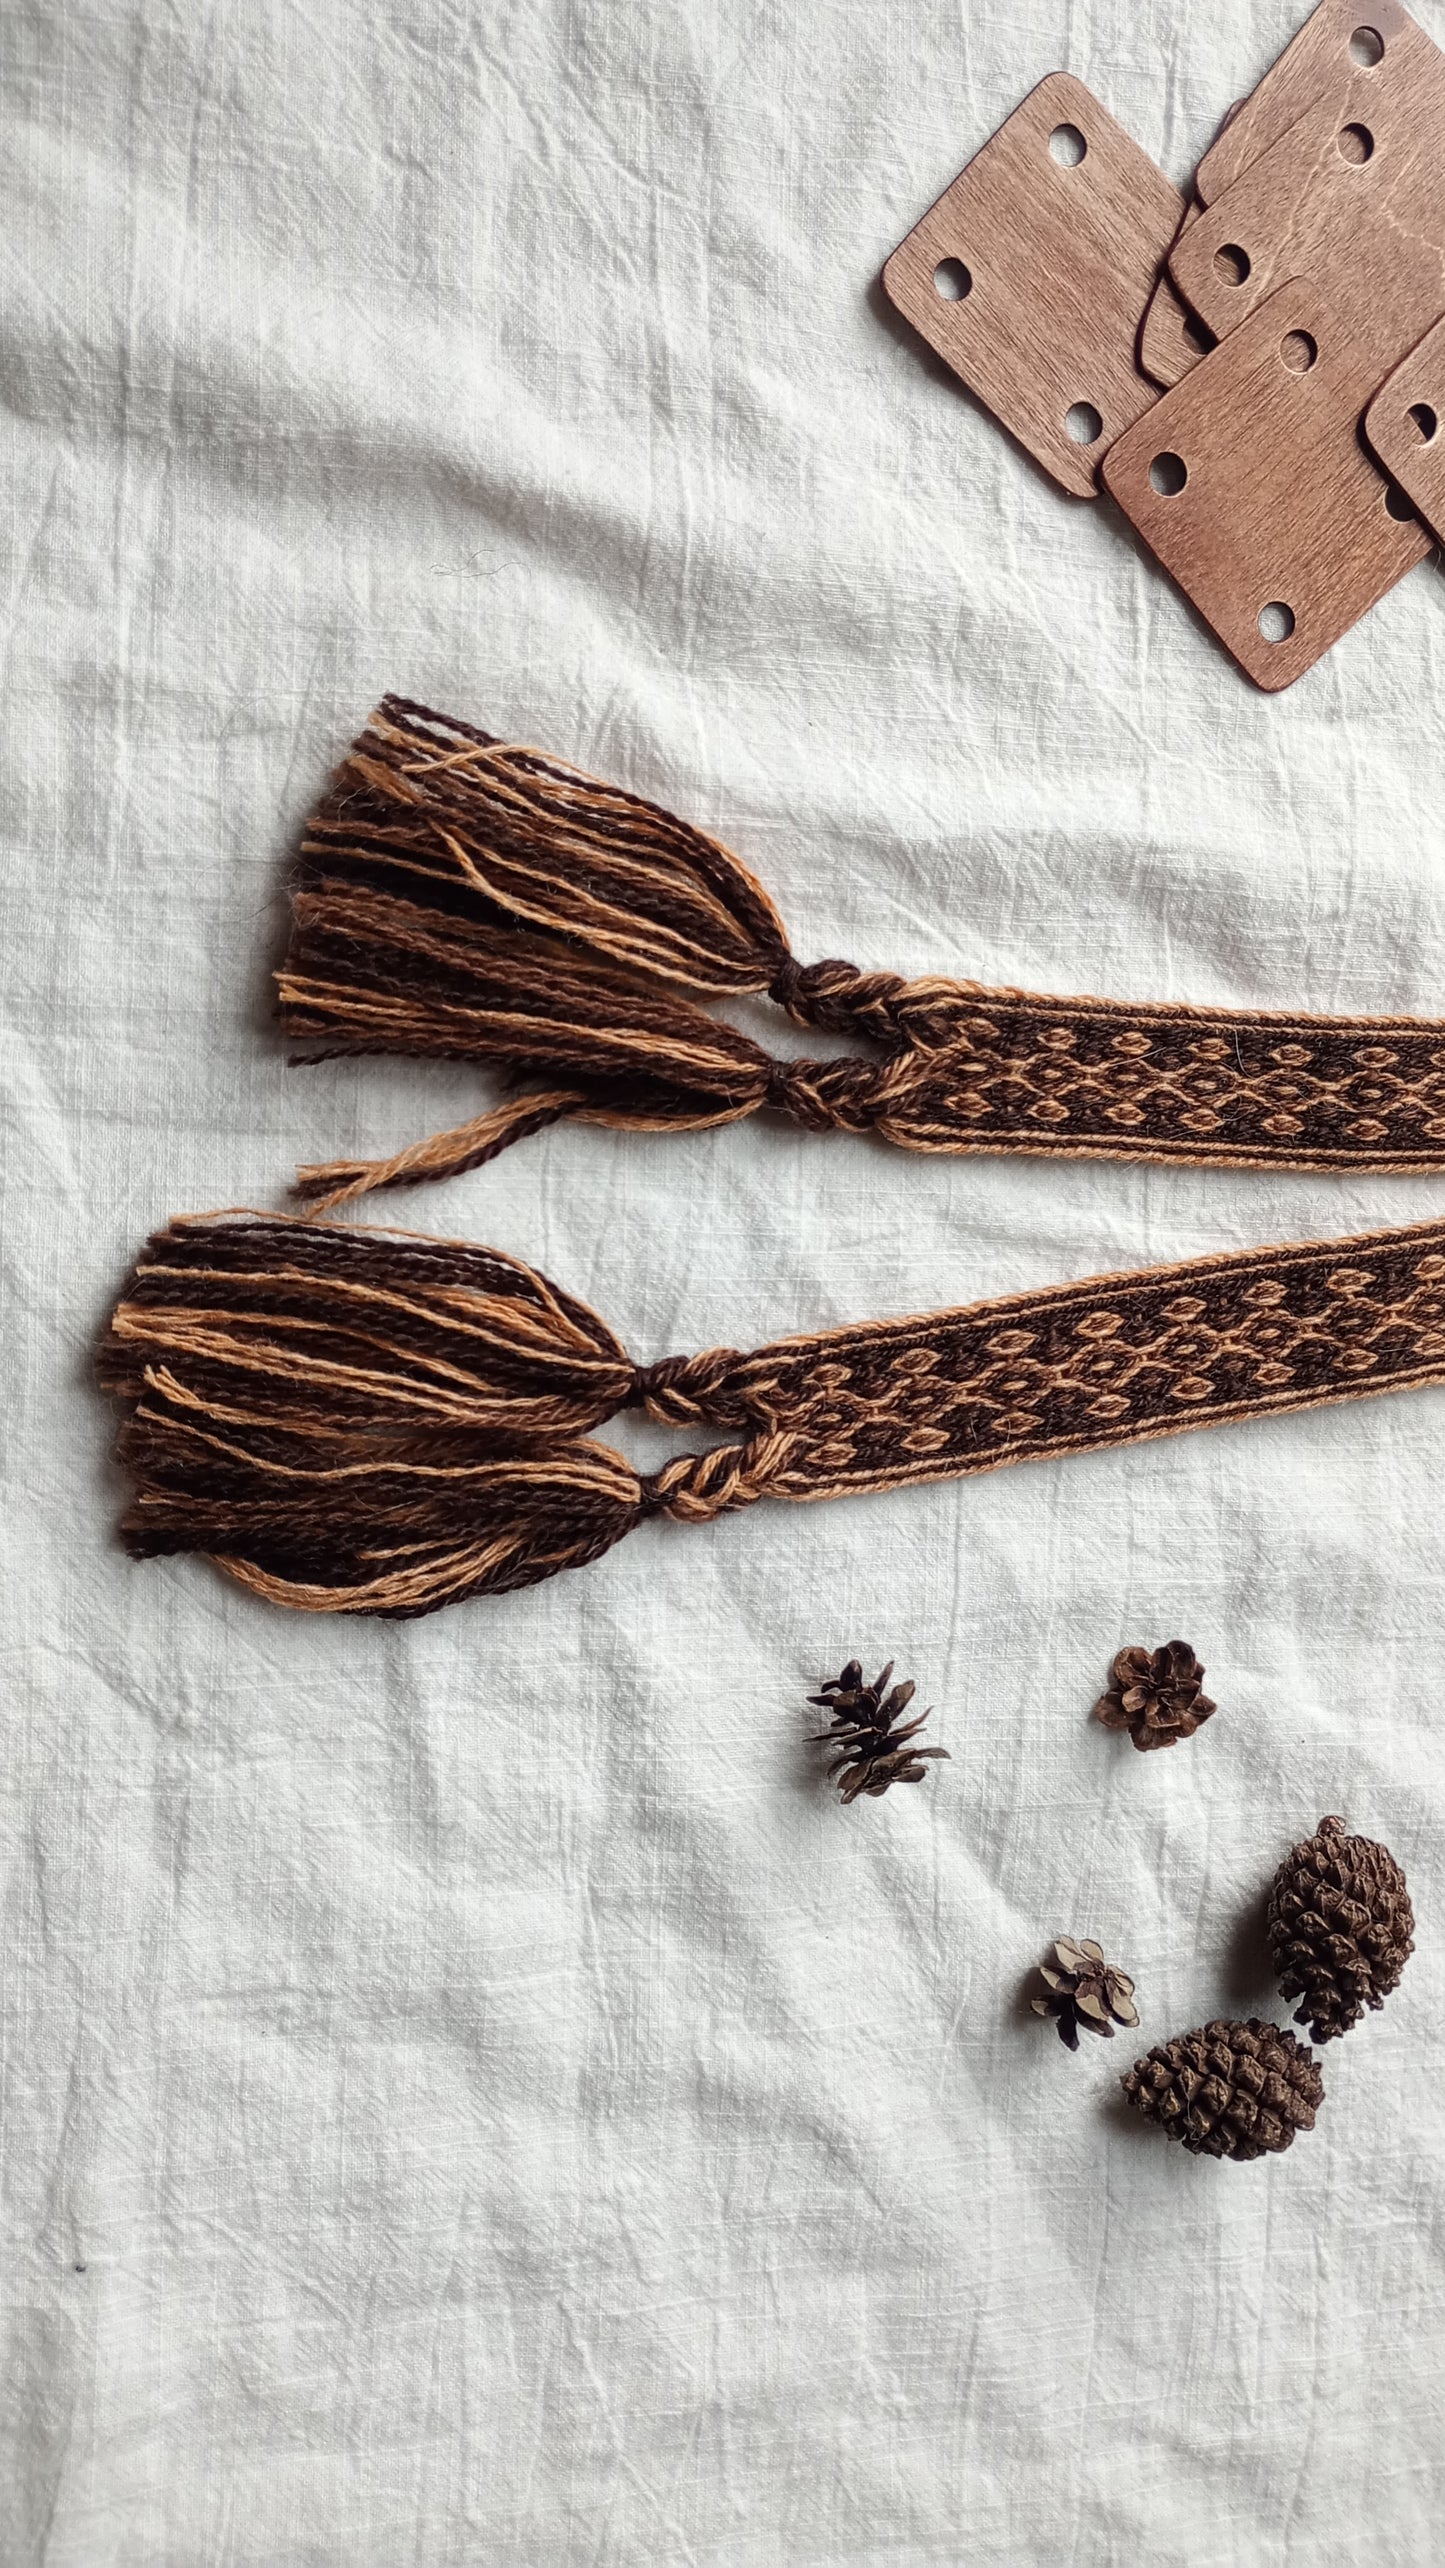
5,2 -> 1445,2558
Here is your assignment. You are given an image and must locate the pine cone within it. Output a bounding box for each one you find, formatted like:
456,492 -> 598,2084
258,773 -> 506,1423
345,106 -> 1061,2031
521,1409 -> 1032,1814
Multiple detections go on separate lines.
1031,1938 -> 1139,2051
808,1659 -> 949,1803
1094,1640 -> 1216,1751
1267,1815 -> 1414,2043
1122,2018 -> 1323,2160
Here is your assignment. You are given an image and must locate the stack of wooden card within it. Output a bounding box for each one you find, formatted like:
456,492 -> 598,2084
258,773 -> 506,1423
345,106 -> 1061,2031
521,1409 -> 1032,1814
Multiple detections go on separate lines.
883,1 -> 1445,691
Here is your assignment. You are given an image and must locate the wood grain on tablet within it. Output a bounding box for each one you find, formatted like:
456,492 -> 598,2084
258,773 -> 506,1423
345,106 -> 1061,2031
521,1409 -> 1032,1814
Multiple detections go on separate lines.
883,74 -> 1181,498
1138,108 -> 1241,389
1174,68 -> 1445,380
1195,0 -> 1428,204
1365,319 -> 1445,544
1104,279 -> 1429,690
1139,204 -> 1216,388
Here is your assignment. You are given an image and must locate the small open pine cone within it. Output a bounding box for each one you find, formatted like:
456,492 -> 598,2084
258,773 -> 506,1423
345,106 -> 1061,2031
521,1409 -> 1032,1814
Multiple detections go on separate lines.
1031,1938 -> 1139,2051
1267,1815 -> 1414,2043
1094,1641 -> 1216,1752
1122,2018 -> 1323,2161
808,1659 -> 948,1803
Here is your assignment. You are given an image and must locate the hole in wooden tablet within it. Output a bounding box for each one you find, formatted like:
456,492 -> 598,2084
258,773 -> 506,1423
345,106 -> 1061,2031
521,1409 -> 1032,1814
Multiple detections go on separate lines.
1259,603 -> 1296,644
1338,123 -> 1375,162
932,258 -> 973,302
1281,330 -> 1318,374
1384,484 -> 1417,521
1149,452 -> 1188,496
1214,244 -> 1251,286
1065,402 -> 1104,446
1349,25 -> 1385,67
1049,124 -> 1087,168
1408,403 -> 1439,443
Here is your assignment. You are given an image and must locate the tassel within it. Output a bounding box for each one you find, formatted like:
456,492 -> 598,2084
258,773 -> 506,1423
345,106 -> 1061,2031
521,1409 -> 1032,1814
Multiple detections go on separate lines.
280,695 -> 1445,1207
103,1208 -> 1445,1617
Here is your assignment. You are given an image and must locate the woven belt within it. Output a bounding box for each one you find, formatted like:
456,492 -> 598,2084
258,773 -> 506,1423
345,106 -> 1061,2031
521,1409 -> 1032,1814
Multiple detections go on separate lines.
101,1209 -> 1445,1617
275,697 -> 1445,1207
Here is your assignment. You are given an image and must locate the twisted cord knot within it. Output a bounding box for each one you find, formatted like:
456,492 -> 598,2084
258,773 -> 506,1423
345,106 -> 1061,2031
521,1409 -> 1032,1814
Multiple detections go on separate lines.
639,1431 -> 797,1524
770,954 -> 990,1055
766,951 -> 811,1012
634,1347 -> 753,1429
761,1049 -> 929,1135
762,1054 -> 845,1127
769,954 -> 913,1044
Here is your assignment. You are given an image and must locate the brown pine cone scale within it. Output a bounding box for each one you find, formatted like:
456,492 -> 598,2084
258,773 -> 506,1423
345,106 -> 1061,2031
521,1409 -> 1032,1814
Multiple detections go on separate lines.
1267,1815 -> 1414,2042
1121,2018 -> 1323,2161
1032,1938 -> 1140,2051
1094,1641 -> 1216,1752
808,1659 -> 949,1803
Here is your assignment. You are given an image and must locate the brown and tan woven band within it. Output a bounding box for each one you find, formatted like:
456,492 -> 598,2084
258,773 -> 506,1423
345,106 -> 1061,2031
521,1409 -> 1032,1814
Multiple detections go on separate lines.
101,1209 -> 1445,1618
277,697 -> 1445,1210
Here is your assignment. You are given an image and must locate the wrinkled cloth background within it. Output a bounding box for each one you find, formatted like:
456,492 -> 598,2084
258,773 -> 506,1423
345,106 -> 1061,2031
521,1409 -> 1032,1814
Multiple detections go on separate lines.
4,2 -> 1445,2559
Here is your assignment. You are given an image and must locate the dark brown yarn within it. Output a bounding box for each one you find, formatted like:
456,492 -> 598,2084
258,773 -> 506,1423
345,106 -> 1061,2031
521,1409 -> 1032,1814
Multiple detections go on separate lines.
279,697 -> 1445,1209
101,1208 -> 1445,1616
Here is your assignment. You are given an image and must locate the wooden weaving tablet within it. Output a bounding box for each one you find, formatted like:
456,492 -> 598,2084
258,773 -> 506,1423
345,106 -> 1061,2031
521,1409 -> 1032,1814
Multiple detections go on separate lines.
1138,107 -> 1243,389
883,74 -> 1182,498
1104,279 -> 1430,690
1366,319 -> 1445,544
1195,0 -> 1429,205
1173,67 -> 1445,383
1138,205 -> 1215,388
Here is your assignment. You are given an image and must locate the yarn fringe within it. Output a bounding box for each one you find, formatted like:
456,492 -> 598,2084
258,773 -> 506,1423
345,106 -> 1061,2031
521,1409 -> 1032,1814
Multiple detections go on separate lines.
102,1207 -> 1445,1616
279,696 -> 1445,1205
